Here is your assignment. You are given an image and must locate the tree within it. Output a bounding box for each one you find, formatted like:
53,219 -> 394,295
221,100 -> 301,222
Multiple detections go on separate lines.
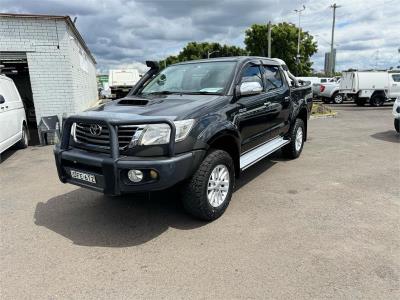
244,22 -> 317,76
160,42 -> 247,69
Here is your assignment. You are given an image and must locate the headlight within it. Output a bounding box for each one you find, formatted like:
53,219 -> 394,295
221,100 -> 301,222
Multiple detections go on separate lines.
136,119 -> 195,146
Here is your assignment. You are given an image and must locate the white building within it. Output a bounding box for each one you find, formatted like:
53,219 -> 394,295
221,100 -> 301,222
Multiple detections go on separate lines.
0,13 -> 98,136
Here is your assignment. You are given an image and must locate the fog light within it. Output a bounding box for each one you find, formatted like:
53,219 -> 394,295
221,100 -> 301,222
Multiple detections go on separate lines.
127,169 -> 143,183
149,170 -> 158,179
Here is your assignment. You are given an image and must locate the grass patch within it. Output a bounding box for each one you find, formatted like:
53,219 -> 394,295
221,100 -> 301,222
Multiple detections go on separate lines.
311,103 -> 337,118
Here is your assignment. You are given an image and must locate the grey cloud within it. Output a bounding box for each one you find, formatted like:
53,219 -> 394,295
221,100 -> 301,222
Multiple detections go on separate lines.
1,0 -> 399,72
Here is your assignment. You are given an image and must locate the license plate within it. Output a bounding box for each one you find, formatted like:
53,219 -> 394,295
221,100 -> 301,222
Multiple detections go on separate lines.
122,89 -> 129,92
70,170 -> 96,184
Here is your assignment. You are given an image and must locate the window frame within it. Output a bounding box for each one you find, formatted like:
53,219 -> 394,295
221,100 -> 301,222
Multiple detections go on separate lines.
392,74 -> 400,82
262,64 -> 284,91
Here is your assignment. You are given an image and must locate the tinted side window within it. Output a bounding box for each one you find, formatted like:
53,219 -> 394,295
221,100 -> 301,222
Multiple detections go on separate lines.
263,66 -> 283,90
240,65 -> 263,87
321,79 -> 327,83
392,74 -> 400,82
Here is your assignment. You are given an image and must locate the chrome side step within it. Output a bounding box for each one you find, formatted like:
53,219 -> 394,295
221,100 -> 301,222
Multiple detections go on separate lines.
240,137 -> 290,170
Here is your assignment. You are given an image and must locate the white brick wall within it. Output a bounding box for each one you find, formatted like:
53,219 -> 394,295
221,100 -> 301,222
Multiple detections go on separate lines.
0,16 -> 98,125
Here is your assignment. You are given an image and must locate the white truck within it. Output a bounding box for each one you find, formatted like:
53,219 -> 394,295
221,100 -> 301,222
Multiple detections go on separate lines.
109,69 -> 141,100
297,77 -> 336,97
318,79 -> 343,104
339,71 -> 400,106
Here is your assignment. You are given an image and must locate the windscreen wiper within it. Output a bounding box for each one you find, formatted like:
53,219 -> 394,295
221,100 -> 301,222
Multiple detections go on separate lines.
183,91 -> 222,95
144,91 -> 180,95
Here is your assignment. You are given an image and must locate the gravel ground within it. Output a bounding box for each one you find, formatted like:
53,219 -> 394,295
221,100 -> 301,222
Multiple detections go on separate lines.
0,104 -> 399,299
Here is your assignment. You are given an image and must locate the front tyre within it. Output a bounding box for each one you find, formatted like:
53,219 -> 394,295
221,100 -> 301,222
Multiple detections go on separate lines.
16,125 -> 28,149
282,119 -> 305,159
395,119 -> 399,133
181,149 -> 234,221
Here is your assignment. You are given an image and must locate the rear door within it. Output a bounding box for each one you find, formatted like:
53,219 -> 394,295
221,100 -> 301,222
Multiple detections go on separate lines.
262,64 -> 291,138
339,72 -> 356,93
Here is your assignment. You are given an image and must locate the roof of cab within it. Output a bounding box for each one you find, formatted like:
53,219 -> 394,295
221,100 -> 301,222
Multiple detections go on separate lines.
173,56 -> 281,66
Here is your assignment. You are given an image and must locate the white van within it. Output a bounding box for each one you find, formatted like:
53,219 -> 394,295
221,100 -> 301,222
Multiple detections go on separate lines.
0,74 -> 28,154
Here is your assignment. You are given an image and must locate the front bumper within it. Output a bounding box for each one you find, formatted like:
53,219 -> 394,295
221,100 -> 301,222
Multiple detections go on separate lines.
54,146 -> 205,195
55,114 -> 205,195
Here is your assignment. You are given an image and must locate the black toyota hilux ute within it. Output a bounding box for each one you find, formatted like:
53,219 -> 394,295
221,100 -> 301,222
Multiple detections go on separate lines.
54,57 -> 312,221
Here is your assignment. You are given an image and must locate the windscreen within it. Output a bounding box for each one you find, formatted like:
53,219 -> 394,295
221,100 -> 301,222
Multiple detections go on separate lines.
140,61 -> 236,95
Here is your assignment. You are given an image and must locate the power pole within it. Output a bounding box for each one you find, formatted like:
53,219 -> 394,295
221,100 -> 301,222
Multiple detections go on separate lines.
267,21 -> 272,58
329,3 -> 340,76
294,5 -> 306,65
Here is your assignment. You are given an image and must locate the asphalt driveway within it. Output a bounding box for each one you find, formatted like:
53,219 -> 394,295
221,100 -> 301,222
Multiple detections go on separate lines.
1,104 -> 399,299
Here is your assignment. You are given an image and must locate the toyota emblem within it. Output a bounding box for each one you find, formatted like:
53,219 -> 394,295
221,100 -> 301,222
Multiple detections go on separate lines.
89,124 -> 102,136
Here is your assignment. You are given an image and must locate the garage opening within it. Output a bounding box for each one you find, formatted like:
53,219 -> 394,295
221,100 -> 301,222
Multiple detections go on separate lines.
0,52 -> 39,145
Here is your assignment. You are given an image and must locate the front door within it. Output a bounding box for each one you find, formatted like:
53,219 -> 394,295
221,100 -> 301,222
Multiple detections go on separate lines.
235,63 -> 274,153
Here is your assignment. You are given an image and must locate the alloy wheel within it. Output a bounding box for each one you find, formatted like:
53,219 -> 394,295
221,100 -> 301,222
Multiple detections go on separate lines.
295,127 -> 303,152
207,164 -> 230,208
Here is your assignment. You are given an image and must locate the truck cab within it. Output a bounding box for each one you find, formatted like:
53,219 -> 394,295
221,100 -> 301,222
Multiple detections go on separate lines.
54,57 -> 312,220
109,69 -> 141,99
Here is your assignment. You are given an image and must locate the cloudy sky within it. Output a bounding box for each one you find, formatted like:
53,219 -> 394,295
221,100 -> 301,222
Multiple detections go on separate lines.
2,0 -> 399,73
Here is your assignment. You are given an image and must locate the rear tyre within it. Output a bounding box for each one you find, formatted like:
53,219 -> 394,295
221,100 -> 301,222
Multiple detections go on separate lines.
395,119 -> 400,133
16,125 -> 28,149
181,149 -> 234,221
370,94 -> 385,107
332,92 -> 344,104
282,119 -> 305,159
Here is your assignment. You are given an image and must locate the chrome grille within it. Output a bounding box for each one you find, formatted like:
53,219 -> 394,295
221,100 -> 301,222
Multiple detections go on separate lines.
74,123 -> 110,151
117,125 -> 139,149
73,123 -> 139,153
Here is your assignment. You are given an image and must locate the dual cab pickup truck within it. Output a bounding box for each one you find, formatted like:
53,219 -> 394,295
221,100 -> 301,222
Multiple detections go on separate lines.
318,80 -> 343,104
54,57 -> 312,221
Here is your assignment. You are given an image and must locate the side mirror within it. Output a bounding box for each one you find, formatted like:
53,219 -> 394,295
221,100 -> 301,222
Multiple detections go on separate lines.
0,95 -> 5,104
238,81 -> 263,97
